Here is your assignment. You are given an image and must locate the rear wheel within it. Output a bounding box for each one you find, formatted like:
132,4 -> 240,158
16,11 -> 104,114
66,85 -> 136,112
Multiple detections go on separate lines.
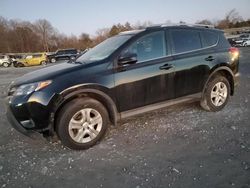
16,62 -> 24,67
51,58 -> 56,63
56,97 -> 109,150
40,61 -> 47,66
200,75 -> 230,111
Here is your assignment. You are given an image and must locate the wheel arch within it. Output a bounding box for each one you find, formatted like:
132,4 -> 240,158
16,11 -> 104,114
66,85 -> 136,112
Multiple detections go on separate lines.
53,88 -> 119,132
202,65 -> 235,97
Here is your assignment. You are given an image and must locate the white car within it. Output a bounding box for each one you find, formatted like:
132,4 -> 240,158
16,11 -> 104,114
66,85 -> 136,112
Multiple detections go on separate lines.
242,39 -> 250,47
0,55 -> 12,67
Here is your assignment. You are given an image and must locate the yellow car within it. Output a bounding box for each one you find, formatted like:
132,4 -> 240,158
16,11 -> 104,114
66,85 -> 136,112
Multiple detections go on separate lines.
15,53 -> 47,67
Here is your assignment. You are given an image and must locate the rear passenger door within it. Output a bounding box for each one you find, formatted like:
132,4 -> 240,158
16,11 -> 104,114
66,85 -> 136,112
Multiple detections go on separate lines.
169,28 -> 216,98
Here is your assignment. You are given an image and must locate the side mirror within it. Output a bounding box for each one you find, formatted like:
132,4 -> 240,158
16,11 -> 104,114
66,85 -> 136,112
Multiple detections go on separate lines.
118,52 -> 137,66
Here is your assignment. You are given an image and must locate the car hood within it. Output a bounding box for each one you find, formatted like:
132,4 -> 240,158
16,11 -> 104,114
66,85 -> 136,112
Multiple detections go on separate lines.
13,62 -> 83,87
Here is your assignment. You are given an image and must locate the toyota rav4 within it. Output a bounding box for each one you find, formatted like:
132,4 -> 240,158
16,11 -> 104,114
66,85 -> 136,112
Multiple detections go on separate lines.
6,24 -> 240,150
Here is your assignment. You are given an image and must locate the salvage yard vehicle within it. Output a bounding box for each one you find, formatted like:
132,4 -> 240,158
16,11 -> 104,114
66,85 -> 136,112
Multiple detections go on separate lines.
47,48 -> 78,63
242,38 -> 250,47
14,53 -> 47,67
0,55 -> 12,67
6,24 -> 240,150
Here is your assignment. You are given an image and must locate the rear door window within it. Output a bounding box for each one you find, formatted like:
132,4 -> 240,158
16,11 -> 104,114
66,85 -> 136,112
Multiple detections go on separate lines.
170,29 -> 202,54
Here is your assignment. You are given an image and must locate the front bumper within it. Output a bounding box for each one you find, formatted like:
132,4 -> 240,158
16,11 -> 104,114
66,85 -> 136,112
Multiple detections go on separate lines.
5,98 -> 36,138
4,91 -> 57,138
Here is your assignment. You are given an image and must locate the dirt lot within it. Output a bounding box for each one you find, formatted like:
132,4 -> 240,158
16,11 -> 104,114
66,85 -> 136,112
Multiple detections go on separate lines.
0,49 -> 250,188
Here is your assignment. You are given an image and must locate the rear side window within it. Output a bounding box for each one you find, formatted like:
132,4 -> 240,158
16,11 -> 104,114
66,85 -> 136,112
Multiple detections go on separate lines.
171,29 -> 202,54
218,33 -> 231,48
202,31 -> 218,47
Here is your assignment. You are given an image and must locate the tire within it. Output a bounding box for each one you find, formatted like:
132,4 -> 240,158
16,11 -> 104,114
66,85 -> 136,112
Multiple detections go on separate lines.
40,61 -> 47,66
17,62 -> 24,67
200,75 -> 230,112
2,62 -> 10,67
51,58 -> 56,63
13,62 -> 18,67
56,97 -> 109,150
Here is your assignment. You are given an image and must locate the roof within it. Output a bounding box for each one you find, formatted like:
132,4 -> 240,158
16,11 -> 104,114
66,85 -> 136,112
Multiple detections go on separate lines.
119,23 -> 222,36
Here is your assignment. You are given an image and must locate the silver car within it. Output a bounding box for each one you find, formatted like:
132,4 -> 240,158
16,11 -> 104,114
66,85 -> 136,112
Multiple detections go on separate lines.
0,55 -> 12,67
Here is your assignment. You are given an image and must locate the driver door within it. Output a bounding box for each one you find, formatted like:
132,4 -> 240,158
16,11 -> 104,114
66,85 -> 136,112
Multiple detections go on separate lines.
114,30 -> 175,112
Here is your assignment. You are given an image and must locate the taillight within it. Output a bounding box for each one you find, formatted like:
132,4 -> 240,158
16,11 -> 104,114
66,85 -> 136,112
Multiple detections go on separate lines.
229,47 -> 239,61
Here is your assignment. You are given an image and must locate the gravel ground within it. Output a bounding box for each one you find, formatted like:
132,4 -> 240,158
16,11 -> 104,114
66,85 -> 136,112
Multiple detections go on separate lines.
0,49 -> 250,188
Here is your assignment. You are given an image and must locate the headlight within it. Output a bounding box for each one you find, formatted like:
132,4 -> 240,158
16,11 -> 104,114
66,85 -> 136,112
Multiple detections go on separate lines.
14,80 -> 52,96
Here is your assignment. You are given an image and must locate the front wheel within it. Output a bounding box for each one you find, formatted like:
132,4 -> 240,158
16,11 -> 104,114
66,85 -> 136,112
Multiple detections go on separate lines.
56,98 -> 109,150
200,75 -> 230,112
2,62 -> 10,67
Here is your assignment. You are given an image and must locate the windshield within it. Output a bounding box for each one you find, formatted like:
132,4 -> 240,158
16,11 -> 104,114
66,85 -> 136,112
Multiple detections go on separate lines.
76,35 -> 132,63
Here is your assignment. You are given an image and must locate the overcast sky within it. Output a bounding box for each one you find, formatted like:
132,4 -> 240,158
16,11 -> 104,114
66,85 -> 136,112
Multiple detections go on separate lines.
1,0 -> 250,36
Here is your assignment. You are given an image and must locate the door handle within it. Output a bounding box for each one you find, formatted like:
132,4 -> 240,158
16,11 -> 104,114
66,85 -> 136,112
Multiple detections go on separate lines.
205,56 -> 214,61
159,64 -> 174,70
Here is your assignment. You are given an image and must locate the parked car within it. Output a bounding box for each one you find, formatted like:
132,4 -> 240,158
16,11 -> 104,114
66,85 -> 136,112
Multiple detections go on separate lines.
14,53 -> 47,67
0,55 -> 12,67
47,49 -> 78,63
8,54 -> 23,63
239,33 -> 250,38
6,24 -> 240,150
233,33 -> 250,46
234,37 -> 245,46
242,38 -> 250,47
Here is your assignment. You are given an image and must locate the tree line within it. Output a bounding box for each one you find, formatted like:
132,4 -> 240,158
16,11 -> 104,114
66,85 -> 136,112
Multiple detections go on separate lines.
0,9 -> 249,53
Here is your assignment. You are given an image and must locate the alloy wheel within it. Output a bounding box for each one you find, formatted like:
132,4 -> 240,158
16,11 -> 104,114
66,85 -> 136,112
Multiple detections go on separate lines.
210,82 -> 228,107
68,108 -> 103,143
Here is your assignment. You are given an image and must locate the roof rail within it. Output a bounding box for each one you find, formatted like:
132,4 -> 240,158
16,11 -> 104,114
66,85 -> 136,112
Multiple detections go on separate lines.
146,23 -> 215,29
183,23 -> 215,28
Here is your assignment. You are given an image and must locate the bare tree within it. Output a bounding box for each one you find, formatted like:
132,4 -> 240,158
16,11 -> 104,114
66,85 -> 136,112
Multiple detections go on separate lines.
78,33 -> 92,50
217,9 -> 243,29
34,19 -> 55,52
196,19 -> 213,25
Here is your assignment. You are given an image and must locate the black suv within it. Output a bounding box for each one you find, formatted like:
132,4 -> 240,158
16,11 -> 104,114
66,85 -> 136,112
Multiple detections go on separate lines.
6,24 -> 240,150
47,48 -> 78,63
